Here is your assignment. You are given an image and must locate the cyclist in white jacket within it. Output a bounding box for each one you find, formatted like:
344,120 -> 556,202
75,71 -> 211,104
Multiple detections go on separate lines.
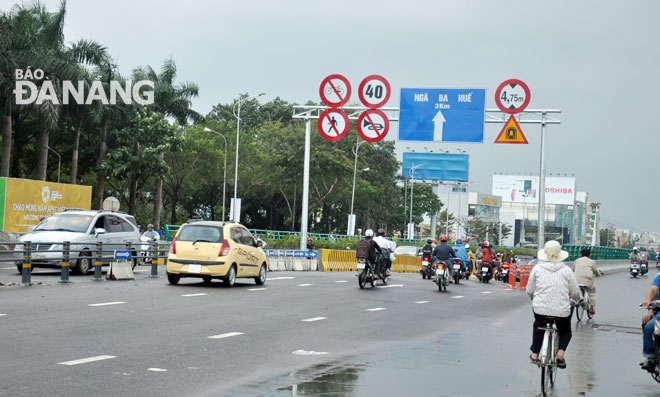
526,240 -> 581,369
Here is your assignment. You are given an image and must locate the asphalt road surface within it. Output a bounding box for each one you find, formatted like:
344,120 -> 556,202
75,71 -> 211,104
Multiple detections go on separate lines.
1,262 -> 657,396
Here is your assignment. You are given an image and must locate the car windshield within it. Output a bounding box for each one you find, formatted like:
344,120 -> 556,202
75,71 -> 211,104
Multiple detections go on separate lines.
33,214 -> 93,233
395,246 -> 417,255
177,225 -> 223,243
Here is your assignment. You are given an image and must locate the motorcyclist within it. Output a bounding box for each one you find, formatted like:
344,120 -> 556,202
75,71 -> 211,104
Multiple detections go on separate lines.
631,247 -> 640,263
481,241 -> 495,275
452,240 -> 469,274
640,271 -> 660,370
373,229 -> 393,276
432,234 -> 456,277
362,229 -> 382,272
142,224 -> 159,242
640,247 -> 650,273
466,244 -> 475,276
502,246 -> 516,264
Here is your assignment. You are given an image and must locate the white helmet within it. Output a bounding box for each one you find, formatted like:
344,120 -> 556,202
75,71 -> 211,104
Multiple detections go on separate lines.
464,244 -> 470,249
365,229 -> 374,237
633,246 -> 638,251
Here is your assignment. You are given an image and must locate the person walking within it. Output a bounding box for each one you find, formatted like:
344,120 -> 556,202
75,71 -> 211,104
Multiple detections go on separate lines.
526,240 -> 581,368
573,248 -> 602,316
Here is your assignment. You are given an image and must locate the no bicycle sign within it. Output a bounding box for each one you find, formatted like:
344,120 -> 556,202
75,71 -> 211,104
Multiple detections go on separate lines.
319,74 -> 351,107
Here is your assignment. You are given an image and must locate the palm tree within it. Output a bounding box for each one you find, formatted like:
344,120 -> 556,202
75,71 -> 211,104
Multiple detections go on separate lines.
132,59 -> 201,228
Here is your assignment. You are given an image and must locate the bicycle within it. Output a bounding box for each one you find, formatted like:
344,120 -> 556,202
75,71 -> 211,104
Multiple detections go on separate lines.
574,285 -> 593,322
537,318 -> 559,396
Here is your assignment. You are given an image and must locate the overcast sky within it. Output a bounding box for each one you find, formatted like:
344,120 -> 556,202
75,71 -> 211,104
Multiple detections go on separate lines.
3,0 -> 658,232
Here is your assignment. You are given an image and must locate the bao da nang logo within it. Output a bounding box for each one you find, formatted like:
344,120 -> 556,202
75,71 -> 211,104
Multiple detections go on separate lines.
13,68 -> 154,105
41,186 -> 63,203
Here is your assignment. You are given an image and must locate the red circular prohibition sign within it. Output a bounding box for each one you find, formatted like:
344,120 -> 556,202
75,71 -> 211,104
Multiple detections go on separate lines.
357,109 -> 389,143
495,79 -> 531,114
318,108 -> 350,142
358,75 -> 391,109
319,74 -> 351,107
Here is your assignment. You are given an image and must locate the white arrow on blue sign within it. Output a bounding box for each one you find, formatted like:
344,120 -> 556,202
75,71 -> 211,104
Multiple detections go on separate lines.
399,88 -> 486,142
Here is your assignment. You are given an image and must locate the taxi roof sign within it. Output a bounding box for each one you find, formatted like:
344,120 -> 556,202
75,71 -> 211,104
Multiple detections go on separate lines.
494,115 -> 528,144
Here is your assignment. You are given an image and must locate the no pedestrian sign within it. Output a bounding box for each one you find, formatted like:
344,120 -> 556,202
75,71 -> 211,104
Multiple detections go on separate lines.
358,75 -> 391,109
319,74 -> 351,107
318,108 -> 349,142
357,109 -> 389,143
494,115 -> 528,144
495,79 -> 531,114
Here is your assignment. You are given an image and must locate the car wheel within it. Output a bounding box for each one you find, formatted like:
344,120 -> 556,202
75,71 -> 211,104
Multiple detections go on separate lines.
75,251 -> 92,275
202,276 -> 212,284
15,263 -> 34,274
255,265 -> 266,285
224,265 -> 236,288
167,273 -> 180,285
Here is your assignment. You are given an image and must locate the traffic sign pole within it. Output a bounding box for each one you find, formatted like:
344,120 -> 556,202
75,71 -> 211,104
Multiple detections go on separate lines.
537,112 -> 548,249
300,117 -> 311,251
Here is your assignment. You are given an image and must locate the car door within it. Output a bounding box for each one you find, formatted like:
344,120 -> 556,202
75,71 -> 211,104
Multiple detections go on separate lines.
238,227 -> 260,276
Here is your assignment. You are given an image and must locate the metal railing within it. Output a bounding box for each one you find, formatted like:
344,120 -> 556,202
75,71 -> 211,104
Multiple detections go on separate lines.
0,241 -> 169,284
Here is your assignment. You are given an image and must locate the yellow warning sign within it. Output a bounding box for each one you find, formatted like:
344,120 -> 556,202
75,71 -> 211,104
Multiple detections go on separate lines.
494,115 -> 528,144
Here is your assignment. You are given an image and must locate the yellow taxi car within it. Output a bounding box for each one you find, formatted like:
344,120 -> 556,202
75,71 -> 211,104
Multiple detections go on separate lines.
166,220 -> 268,287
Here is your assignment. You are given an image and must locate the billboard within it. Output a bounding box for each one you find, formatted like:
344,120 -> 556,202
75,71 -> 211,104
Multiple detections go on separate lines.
402,152 -> 469,182
0,177 -> 92,233
492,175 -> 576,205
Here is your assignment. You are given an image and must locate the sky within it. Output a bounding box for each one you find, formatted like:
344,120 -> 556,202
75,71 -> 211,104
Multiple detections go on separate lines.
3,0 -> 658,232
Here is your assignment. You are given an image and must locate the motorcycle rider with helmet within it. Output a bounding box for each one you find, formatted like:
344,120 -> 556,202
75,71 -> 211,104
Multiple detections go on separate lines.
373,229 -> 394,276
502,246 -> 516,264
432,235 -> 456,277
481,241 -> 496,276
452,240 -> 469,274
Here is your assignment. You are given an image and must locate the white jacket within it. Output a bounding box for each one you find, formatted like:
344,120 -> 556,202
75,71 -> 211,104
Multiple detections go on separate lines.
526,260 -> 581,317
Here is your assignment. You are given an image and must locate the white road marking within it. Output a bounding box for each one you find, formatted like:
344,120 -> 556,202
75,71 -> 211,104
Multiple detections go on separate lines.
208,332 -> 244,339
88,302 -> 126,307
504,288 -> 516,291
334,280 -> 348,283
292,349 -> 329,356
133,270 -> 148,273
298,283 -> 313,287
366,307 -> 386,312
377,284 -> 403,288
481,291 -> 492,294
301,317 -> 327,322
414,301 -> 429,304
269,276 -> 296,280
148,368 -> 167,372
181,293 -> 208,297
3,266 -> 16,270
452,295 -> 465,299
58,355 -> 117,366
247,288 -> 267,291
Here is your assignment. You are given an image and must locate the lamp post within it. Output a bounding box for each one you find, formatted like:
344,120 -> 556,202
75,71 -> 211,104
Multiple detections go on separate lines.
231,92 -> 266,222
46,145 -> 61,183
203,127 -> 228,221
348,139 -> 366,235
408,163 -> 427,239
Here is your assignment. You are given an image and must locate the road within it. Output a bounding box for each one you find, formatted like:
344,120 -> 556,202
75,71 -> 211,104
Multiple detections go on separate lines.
0,262 -> 657,396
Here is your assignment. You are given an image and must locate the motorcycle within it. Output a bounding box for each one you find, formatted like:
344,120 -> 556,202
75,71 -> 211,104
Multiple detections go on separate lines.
641,261 -> 649,276
357,257 -> 378,289
435,260 -> 450,291
641,301 -> 660,383
478,261 -> 493,283
421,255 -> 435,280
452,258 -> 465,284
501,262 -> 511,283
140,235 -> 157,265
631,262 -> 641,278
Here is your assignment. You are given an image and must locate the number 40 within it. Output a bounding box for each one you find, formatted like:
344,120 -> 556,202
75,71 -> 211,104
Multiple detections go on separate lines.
365,84 -> 383,99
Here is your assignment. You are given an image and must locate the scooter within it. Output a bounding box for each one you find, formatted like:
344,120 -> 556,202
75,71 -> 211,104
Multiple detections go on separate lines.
140,235 -> 157,265
435,260 -> 450,291
631,262 -> 641,278
357,257 -> 379,289
640,301 -> 660,383
641,261 -> 649,276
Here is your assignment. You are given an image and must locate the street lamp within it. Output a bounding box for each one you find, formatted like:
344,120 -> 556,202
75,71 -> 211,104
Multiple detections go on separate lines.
408,162 -> 427,238
203,127 -> 228,221
348,139 -> 366,235
231,92 -> 266,222
46,145 -> 61,183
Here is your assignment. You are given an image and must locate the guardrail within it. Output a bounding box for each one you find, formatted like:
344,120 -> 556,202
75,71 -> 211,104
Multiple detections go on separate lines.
0,241 -> 169,284
562,244 -> 648,261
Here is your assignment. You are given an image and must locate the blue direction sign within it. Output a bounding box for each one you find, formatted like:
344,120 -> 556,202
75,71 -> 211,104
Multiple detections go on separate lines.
399,88 -> 486,142
114,250 -> 131,260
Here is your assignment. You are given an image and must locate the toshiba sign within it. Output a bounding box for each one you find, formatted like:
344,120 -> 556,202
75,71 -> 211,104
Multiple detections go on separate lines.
492,175 -> 576,205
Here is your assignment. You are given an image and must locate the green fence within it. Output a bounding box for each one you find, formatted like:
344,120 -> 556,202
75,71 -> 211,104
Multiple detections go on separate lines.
562,245 -> 644,261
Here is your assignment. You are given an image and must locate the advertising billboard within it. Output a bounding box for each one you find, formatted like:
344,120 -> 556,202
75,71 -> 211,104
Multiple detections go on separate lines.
402,152 -> 469,182
0,177 -> 92,233
492,175 -> 576,205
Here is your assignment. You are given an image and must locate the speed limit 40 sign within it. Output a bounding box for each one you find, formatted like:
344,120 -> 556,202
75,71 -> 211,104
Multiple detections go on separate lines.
495,79 -> 531,114
358,75 -> 391,109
